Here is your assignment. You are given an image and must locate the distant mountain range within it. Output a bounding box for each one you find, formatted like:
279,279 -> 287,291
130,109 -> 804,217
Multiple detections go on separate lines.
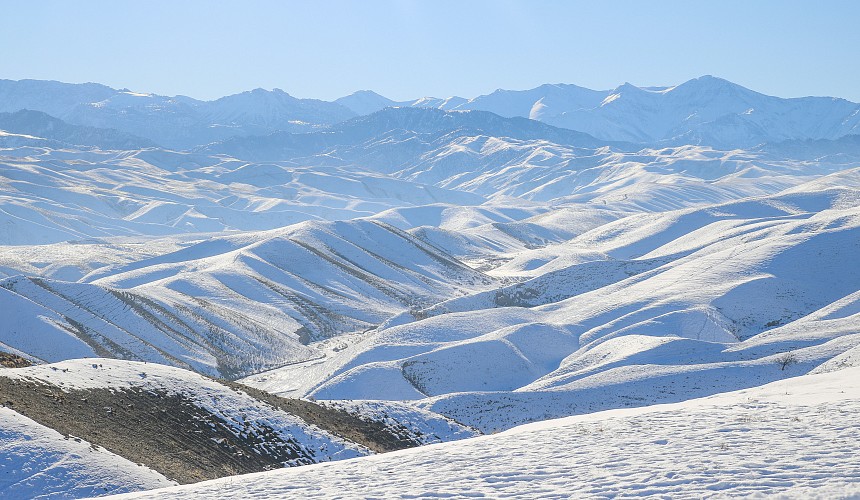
0,79 -> 355,149
0,109 -> 156,150
2,76 -> 859,150
198,107 -> 621,163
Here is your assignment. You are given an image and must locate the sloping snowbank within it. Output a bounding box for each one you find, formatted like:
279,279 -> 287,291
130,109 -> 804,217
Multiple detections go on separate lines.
0,408 -> 173,499
109,367 -> 860,499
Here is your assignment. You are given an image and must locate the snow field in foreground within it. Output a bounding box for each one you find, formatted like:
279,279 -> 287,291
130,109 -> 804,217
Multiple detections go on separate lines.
110,367 -> 860,499
0,407 -> 174,499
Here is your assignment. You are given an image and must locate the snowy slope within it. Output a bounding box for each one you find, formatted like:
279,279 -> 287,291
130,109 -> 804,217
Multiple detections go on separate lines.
110,367 -> 860,499
0,407 -> 173,499
0,357 -> 476,495
0,359 -> 366,464
242,185 -> 860,430
0,218 -> 496,377
0,145 -> 484,246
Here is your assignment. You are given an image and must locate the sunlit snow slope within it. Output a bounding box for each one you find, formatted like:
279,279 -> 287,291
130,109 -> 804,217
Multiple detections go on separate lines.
0,407 -> 174,499
112,368 -> 860,499
242,181 -> 860,431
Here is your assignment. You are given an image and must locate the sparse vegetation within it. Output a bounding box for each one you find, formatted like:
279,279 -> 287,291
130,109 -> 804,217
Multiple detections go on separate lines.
776,352 -> 798,371
0,352 -> 32,368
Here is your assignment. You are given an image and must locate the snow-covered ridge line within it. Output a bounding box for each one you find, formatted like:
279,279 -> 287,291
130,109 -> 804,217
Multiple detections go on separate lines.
3,76 -> 859,150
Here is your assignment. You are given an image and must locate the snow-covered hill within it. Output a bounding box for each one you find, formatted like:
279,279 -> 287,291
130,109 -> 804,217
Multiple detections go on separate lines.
109,367 -> 860,499
7,108 -> 852,249
0,407 -> 173,499
0,358 -> 476,492
241,184 -> 860,431
0,217 -> 496,378
0,146 -> 482,246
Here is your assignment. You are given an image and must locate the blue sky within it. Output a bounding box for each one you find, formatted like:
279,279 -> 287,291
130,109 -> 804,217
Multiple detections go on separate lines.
3,0 -> 858,101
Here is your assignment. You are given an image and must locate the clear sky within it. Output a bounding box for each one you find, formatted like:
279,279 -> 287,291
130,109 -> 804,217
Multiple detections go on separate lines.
3,0 -> 858,102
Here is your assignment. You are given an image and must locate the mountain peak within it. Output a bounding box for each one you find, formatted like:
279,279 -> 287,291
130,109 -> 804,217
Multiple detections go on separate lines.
335,90 -> 397,115
348,90 -> 388,98
675,75 -> 744,92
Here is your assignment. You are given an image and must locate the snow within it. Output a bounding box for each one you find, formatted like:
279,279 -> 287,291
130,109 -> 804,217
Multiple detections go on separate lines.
243,185 -> 860,431
1,76 -> 860,499
0,407 -> 173,499
0,358 -> 370,465
108,367 -> 860,499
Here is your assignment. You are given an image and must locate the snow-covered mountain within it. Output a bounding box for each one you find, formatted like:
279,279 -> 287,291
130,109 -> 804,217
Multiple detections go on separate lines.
333,77 -> 860,148
201,88 -> 354,132
0,79 -> 356,149
455,82 -> 611,120
0,109 -> 156,150
334,90 -> 467,115
2,75 -> 860,499
4,76 -> 860,151
541,76 -> 860,146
